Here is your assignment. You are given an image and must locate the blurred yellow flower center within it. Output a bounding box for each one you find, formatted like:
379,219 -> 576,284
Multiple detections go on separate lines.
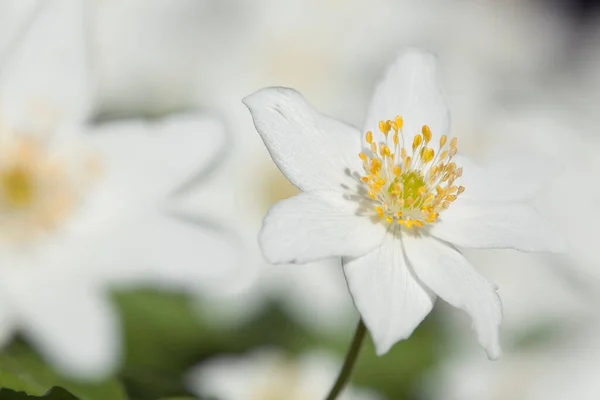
358,116 -> 464,228
0,138 -> 90,242
1,166 -> 35,208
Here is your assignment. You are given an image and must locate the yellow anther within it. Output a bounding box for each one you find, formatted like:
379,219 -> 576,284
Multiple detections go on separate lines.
458,186 -> 465,194
385,216 -> 393,223
440,135 -> 447,147
380,145 -> 391,157
445,195 -> 457,201
450,137 -> 458,148
422,125 -> 432,143
423,148 -> 435,162
366,131 -> 373,144
393,132 -> 399,145
393,165 -> 401,177
359,153 -> 367,161
379,120 -> 391,134
395,116 -> 403,129
389,121 -> 398,132
412,135 -> 422,150
371,142 -> 377,153
404,156 -> 411,168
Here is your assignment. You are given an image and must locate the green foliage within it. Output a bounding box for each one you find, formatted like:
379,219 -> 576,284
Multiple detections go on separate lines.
0,344 -> 126,400
0,387 -> 77,399
0,288 -> 443,400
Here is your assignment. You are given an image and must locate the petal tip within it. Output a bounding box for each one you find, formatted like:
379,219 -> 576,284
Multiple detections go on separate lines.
388,47 -> 439,76
242,86 -> 298,110
373,338 -> 393,357
485,345 -> 503,361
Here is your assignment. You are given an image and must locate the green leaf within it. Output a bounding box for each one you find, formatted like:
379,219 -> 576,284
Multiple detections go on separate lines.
115,289 -> 319,399
0,343 -> 128,400
0,387 -> 78,399
157,398 -> 199,400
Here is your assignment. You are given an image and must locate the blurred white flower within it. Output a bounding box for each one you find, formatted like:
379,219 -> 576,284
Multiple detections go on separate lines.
184,111 -> 357,335
186,348 -> 383,400
0,0 -> 237,380
423,93 -> 600,400
244,49 -> 565,358
428,321 -> 600,400
0,114 -> 236,380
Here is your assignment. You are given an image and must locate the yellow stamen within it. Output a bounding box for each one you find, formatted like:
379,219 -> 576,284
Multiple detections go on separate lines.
422,125 -> 432,143
412,135 -> 422,150
357,115 -> 464,228
395,116 -> 404,129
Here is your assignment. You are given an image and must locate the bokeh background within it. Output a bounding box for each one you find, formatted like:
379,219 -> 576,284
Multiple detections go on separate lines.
1,0 -> 600,399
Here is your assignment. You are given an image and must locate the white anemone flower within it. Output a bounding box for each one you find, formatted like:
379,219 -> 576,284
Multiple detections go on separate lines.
244,49 -> 565,359
0,114 -> 236,380
186,348 -> 384,400
0,0 -> 236,379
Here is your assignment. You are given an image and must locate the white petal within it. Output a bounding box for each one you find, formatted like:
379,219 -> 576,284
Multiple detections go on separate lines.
85,114 -> 226,200
343,234 -> 436,355
122,210 -> 239,290
429,199 -> 566,252
243,87 -> 363,192
5,273 -> 120,379
363,48 -> 449,139
402,233 -> 502,359
456,152 -> 562,202
82,209 -> 239,294
259,191 -> 387,264
0,0 -> 90,129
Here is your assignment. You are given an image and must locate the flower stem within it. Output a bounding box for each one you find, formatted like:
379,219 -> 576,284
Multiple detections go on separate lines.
325,319 -> 367,400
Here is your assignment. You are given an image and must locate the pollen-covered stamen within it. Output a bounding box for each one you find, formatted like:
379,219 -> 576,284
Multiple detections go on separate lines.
358,116 -> 464,228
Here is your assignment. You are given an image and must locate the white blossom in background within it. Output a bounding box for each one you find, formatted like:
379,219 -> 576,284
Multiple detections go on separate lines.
0,0 -> 236,379
244,49 -> 565,358
90,0 -> 220,117
89,0 -> 360,336
183,119 -> 357,335
428,321 -> 600,400
423,83 -> 600,400
186,349 -> 384,400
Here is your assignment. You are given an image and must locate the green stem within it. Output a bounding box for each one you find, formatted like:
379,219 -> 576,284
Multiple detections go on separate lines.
325,319 -> 367,400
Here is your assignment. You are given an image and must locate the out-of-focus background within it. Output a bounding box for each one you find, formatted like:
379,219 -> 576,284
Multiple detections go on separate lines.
1,0 -> 600,399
